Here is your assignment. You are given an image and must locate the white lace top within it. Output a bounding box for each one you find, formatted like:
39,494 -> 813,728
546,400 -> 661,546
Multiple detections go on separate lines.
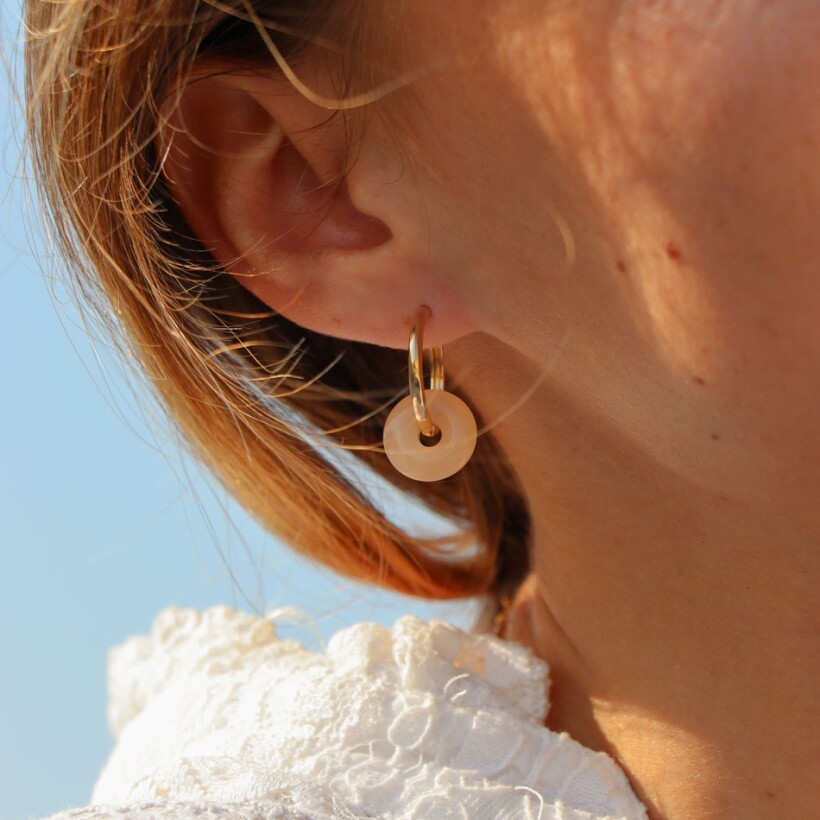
47,606 -> 647,819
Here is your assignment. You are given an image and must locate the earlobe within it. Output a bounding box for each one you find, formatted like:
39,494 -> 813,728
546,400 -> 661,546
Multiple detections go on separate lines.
157,60 -> 475,349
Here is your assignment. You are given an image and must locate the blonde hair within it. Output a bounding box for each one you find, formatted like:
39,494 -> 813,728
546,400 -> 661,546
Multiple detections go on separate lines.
25,0 -> 530,601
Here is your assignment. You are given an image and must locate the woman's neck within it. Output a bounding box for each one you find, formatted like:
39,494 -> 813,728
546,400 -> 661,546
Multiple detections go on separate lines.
507,497 -> 819,819
450,336 -> 820,819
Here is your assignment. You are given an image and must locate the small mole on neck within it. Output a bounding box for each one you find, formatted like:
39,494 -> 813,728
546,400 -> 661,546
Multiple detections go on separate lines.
666,241 -> 683,261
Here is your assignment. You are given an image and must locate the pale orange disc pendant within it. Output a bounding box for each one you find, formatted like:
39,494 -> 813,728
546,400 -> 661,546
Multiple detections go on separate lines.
383,389 -> 477,481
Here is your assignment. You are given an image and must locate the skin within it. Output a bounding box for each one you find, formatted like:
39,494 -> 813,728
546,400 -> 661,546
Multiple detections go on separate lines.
161,1 -> 820,816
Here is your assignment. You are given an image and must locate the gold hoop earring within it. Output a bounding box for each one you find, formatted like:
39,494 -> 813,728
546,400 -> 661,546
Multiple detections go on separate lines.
383,306 -> 477,481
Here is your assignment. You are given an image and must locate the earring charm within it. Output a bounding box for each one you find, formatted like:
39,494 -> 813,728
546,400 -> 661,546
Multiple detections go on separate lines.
383,306 -> 477,482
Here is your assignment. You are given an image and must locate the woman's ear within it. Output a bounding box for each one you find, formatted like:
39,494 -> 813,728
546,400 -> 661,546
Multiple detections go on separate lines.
157,60 -> 473,348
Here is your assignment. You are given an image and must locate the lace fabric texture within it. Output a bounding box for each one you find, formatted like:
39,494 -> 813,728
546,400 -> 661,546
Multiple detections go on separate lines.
47,607 -> 647,820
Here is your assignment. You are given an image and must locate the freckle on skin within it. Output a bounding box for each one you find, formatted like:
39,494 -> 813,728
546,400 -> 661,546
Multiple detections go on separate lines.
666,241 -> 683,261
711,433 -> 721,441
692,375 -> 706,386
616,259 -> 627,272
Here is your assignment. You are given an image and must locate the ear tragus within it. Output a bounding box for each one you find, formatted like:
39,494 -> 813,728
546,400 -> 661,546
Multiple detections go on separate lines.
264,135 -> 392,253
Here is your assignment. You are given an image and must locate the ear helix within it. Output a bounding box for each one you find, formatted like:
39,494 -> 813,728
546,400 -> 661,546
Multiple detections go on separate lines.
383,306 -> 477,481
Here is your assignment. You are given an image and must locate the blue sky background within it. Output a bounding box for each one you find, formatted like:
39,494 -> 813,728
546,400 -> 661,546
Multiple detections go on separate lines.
0,6 -> 474,818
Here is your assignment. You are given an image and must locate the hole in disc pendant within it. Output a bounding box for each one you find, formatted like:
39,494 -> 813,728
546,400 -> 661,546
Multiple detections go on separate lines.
419,428 -> 442,448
